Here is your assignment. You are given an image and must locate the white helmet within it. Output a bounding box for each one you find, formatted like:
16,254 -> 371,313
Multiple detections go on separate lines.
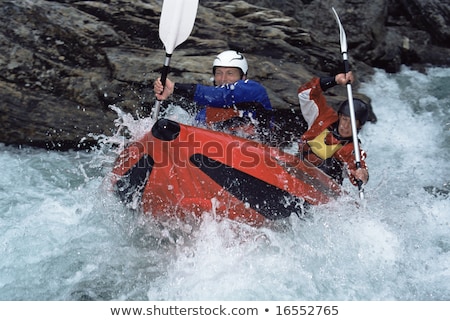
212,50 -> 248,75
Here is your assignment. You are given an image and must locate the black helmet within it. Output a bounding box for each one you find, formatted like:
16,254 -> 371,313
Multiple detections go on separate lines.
338,99 -> 369,126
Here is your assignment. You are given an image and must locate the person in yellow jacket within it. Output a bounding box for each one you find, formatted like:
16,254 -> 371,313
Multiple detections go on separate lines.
297,72 -> 369,186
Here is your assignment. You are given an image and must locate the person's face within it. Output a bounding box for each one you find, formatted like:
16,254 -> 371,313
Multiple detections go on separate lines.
214,67 -> 244,86
338,114 -> 361,138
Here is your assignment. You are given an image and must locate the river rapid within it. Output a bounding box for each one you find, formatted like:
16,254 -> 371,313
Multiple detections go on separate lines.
1,66 -> 449,301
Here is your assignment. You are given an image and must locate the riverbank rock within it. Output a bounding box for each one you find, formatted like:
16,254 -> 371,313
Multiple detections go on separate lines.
0,0 -> 449,149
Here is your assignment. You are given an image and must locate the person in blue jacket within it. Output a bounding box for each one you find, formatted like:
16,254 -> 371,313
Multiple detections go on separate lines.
153,50 -> 273,132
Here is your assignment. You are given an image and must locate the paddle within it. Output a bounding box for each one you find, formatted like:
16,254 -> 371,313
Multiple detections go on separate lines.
331,7 -> 365,199
152,0 -> 199,121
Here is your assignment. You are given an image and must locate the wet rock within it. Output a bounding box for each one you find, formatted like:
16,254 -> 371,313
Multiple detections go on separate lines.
0,0 -> 448,149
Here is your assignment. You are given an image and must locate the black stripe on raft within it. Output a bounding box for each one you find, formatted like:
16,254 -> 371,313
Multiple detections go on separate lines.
115,154 -> 154,204
189,153 -> 307,220
277,161 -> 341,199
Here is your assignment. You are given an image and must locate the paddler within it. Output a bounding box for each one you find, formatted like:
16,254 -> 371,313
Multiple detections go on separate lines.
297,71 -> 369,186
153,50 -> 273,135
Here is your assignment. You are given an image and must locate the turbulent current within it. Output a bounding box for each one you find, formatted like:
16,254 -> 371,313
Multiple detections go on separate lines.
1,66 -> 449,300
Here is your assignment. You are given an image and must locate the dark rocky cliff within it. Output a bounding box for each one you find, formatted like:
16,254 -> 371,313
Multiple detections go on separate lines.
1,0 -> 449,149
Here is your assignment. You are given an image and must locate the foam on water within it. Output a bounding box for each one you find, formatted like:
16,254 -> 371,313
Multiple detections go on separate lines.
0,67 -> 449,300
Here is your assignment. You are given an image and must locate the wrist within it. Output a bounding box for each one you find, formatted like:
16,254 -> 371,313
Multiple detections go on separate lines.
319,77 -> 337,91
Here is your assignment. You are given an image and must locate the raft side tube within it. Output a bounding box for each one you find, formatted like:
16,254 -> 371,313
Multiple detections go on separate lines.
189,153 -> 307,220
115,154 -> 154,204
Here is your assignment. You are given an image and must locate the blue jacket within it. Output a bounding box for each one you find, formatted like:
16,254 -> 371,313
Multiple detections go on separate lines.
173,80 -> 272,123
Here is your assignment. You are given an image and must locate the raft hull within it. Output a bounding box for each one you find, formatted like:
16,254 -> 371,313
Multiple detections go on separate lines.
111,118 -> 342,226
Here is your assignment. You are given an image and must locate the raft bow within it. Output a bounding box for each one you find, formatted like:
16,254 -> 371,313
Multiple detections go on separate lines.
111,119 -> 342,226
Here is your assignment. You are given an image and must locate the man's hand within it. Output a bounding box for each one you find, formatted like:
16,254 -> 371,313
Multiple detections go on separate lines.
350,167 -> 369,185
335,71 -> 354,86
153,77 -> 174,100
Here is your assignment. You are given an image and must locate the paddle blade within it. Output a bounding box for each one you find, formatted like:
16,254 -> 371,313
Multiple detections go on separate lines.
331,7 -> 347,54
159,0 -> 199,54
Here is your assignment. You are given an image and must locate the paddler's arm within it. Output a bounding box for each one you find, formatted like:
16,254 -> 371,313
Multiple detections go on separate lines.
319,76 -> 337,91
337,146 -> 369,186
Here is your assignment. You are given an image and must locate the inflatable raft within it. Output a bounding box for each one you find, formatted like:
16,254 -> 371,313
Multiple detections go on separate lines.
111,118 -> 342,226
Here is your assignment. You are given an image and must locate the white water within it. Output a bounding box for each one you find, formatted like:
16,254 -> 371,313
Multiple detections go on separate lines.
1,66 -> 449,300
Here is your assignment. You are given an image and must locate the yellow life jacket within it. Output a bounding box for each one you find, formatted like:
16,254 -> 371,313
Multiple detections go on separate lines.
307,129 -> 342,160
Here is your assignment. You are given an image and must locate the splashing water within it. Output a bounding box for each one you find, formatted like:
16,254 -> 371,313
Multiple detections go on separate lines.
1,67 -> 449,300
